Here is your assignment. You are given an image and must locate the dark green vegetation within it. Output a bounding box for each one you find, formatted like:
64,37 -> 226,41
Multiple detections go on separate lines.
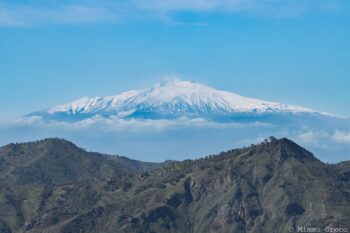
0,138 -> 349,233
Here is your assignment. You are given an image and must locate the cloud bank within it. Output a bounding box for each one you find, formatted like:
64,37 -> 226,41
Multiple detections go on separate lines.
1,115 -> 350,162
7,115 -> 272,132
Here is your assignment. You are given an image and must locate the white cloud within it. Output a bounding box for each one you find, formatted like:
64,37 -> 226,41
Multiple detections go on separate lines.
298,131 -> 318,144
333,130 -> 350,144
296,130 -> 331,149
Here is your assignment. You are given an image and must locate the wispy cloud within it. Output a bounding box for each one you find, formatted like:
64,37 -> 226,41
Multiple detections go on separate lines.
132,0 -> 341,15
0,0 -> 345,27
0,3 -> 117,27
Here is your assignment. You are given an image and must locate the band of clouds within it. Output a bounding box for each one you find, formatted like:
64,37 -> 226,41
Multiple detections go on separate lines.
6,115 -> 272,132
5,115 -> 350,146
0,0 -> 343,27
1,116 -> 350,162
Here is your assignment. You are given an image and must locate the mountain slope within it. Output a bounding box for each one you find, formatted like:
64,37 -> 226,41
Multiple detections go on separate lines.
0,138 -> 159,185
0,138 -> 350,233
29,80 -> 329,122
0,139 -> 161,233
92,138 -> 350,233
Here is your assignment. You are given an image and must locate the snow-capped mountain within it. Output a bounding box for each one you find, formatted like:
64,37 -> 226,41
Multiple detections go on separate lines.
17,80 -> 350,162
30,80 -> 330,122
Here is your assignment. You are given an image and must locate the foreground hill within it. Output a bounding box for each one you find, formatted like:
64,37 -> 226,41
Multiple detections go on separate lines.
0,138 -> 349,233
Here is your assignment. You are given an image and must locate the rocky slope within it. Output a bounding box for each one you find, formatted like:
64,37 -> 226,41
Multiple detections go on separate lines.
0,138 -> 349,233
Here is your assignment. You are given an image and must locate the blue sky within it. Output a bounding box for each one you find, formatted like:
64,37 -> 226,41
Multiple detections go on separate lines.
1,0 -> 350,119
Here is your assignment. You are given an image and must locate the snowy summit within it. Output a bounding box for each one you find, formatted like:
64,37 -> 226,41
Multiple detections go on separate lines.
30,80 -> 328,122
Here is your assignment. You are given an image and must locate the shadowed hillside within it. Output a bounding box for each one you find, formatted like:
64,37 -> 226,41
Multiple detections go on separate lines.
0,138 -> 349,233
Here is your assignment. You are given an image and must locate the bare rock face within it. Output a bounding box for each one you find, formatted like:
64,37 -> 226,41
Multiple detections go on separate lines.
0,138 -> 350,233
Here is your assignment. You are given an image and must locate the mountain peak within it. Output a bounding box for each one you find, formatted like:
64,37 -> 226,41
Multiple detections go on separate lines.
0,138 -> 162,186
29,80 -> 326,122
226,137 -> 319,163
262,137 -> 319,162
145,79 -> 230,103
